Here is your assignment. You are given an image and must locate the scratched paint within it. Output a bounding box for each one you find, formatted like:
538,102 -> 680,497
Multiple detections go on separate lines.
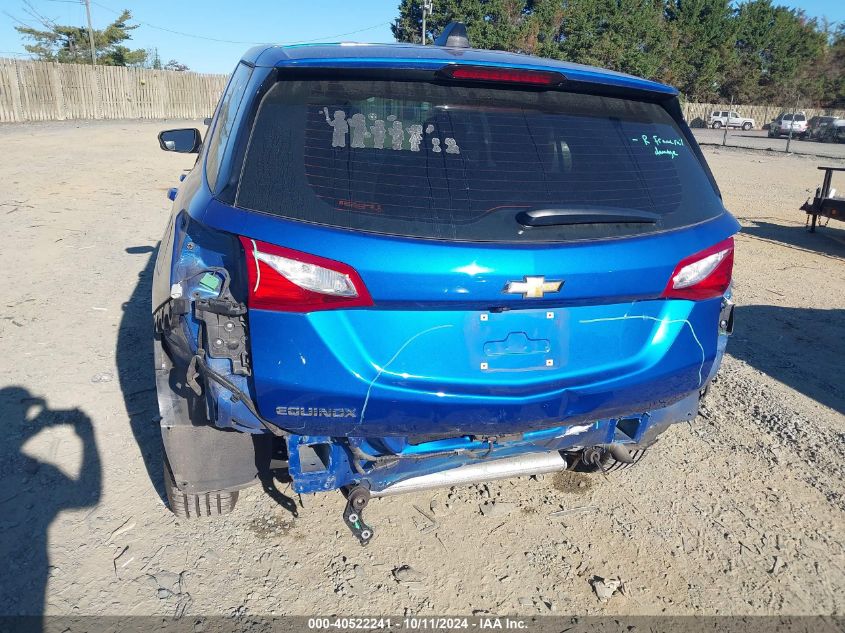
556,423 -> 593,438
579,314 -> 706,387
247,238 -> 261,292
358,325 -> 454,426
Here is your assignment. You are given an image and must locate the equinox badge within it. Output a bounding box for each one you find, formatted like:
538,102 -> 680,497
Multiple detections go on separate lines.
504,276 -> 564,299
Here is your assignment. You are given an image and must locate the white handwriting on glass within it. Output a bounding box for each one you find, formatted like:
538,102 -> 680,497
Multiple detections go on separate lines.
631,134 -> 684,159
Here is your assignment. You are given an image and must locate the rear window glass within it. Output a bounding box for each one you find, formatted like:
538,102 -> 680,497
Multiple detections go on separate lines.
795,114 -> 806,121
236,80 -> 723,242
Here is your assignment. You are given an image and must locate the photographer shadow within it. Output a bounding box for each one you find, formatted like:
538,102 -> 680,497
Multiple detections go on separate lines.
0,386 -> 101,623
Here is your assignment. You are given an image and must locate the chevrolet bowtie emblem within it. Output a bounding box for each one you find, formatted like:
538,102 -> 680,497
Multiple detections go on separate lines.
504,276 -> 564,299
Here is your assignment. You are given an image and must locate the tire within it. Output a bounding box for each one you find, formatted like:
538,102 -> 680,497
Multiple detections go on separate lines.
712,121 -> 722,129
742,122 -> 752,131
163,449 -> 239,518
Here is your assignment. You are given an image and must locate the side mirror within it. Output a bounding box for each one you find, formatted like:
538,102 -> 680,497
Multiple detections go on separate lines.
158,128 -> 202,153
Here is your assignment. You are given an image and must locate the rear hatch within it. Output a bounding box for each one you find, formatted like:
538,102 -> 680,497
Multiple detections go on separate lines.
206,71 -> 738,437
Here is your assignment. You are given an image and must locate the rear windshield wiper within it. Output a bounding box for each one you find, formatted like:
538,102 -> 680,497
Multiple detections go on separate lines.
515,207 -> 660,227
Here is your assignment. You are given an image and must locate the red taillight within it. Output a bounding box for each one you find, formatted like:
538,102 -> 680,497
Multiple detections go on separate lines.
239,237 -> 373,312
439,65 -> 563,86
661,237 -> 734,301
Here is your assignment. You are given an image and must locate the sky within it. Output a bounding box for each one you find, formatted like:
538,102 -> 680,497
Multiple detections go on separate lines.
0,0 -> 842,75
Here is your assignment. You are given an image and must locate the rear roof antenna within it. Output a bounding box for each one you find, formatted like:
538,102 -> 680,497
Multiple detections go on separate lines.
434,22 -> 471,48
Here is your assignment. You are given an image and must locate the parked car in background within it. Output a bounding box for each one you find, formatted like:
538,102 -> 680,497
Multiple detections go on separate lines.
806,115 -> 838,141
708,110 -> 755,130
820,118 -> 845,143
768,112 -> 808,138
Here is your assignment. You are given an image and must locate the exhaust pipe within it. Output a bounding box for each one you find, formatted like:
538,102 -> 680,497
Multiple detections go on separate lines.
371,451 -> 568,497
605,443 -> 636,464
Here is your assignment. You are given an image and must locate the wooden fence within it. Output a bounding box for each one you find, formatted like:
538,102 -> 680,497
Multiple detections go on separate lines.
2,57 -> 845,125
0,58 -> 228,123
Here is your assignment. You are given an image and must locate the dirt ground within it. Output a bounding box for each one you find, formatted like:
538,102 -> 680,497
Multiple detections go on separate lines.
0,120 -> 843,618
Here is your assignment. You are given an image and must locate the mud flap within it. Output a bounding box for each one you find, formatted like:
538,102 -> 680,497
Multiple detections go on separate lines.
156,334 -> 271,495
161,424 -> 270,495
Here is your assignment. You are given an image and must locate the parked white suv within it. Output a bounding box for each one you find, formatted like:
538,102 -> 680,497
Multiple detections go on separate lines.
768,112 -> 808,138
708,110 -> 755,130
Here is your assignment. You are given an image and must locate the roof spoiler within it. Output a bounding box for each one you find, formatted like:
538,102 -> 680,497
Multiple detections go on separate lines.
435,22 -> 470,48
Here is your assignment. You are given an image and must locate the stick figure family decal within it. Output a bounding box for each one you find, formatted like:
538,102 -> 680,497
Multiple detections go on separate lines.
322,108 -> 460,154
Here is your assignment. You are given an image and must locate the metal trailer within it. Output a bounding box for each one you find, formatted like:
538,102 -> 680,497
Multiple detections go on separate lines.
802,166 -> 845,232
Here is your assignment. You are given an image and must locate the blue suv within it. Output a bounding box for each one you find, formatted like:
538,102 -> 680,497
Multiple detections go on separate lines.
154,25 -> 738,543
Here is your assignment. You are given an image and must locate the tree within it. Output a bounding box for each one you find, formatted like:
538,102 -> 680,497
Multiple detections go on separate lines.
14,4 -> 147,67
141,49 -> 189,72
665,0 -> 736,100
800,22 -> 845,108
163,60 -> 190,72
823,26 -> 845,108
725,0 -> 826,102
145,47 -> 163,70
392,0 -> 837,105
393,0 -> 672,80
392,0 -> 541,50
555,0 -> 673,80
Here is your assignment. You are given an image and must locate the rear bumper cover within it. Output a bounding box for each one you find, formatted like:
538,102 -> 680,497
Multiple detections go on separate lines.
250,298 -> 722,438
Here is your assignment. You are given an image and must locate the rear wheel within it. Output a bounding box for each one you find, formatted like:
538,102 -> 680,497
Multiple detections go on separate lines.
712,121 -> 722,129
162,448 -> 239,518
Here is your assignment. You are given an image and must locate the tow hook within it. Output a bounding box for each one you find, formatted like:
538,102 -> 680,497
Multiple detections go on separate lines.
720,292 -> 735,335
343,485 -> 374,546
